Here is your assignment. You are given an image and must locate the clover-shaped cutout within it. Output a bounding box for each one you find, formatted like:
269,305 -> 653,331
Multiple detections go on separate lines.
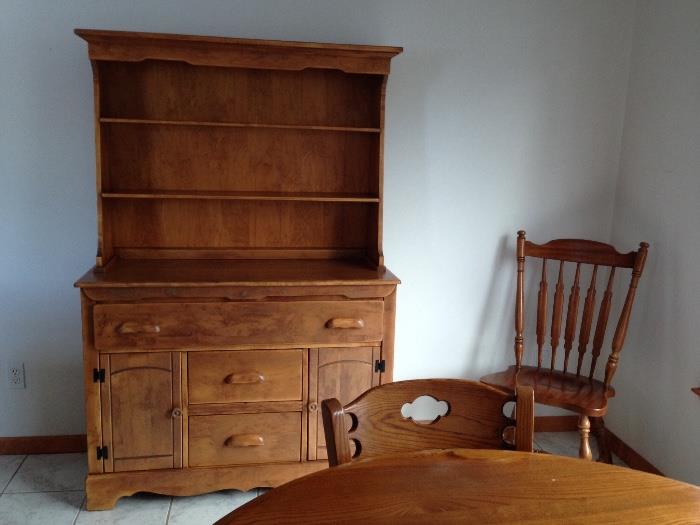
400,395 -> 450,424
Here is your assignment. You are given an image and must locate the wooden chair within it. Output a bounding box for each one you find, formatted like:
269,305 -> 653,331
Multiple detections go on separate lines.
321,379 -> 534,467
481,231 -> 648,462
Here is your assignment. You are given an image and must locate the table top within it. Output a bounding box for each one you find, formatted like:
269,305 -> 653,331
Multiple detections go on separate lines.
216,449 -> 700,524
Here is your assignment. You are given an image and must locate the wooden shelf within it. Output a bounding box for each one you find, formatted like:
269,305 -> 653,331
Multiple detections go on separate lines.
75,258 -> 400,288
100,118 -> 381,134
101,191 -> 380,203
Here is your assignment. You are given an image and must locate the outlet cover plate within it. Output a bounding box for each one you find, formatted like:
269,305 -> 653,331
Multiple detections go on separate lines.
7,361 -> 26,389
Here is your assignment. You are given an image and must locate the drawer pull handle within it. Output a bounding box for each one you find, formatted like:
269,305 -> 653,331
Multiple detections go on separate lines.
171,408 -> 182,419
117,322 -> 161,334
325,318 -> 365,329
225,434 -> 264,447
224,371 -> 265,385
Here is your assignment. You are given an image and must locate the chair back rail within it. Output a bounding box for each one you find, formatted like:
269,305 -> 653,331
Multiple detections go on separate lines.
322,379 -> 534,467
515,231 -> 648,388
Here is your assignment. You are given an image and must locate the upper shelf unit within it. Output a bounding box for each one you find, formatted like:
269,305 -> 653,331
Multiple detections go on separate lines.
75,29 -> 402,267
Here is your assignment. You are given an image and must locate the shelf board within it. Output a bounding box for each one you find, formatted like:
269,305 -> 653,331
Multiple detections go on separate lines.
75,257 -> 400,288
101,190 -> 380,203
100,117 -> 381,134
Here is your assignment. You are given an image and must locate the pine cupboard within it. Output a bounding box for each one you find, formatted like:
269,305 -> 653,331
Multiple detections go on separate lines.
74,29 -> 401,510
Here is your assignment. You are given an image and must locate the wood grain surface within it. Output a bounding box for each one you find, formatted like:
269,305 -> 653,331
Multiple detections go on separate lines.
75,258 -> 399,288
321,379 -> 534,467
217,449 -> 700,524
93,300 -> 384,350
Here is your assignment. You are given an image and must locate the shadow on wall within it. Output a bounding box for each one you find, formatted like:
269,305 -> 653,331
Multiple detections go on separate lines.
460,233 -> 514,377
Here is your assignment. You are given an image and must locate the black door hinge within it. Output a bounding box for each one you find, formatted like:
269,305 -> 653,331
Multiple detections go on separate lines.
374,359 -> 386,373
93,368 -> 105,383
96,446 -> 109,460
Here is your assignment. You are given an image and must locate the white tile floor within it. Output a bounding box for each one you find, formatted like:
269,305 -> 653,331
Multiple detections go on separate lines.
0,433 -> 627,525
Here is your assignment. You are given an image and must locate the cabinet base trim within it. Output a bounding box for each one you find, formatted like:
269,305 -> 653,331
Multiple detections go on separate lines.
85,461 -> 327,510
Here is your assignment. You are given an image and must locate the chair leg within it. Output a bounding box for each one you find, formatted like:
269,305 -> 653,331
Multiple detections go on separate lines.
577,415 -> 592,460
591,417 -> 613,464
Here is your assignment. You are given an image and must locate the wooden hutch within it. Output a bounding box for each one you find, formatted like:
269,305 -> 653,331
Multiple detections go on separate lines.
73,29 -> 401,510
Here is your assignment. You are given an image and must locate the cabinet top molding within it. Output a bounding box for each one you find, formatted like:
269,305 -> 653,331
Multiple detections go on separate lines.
74,28 -> 403,74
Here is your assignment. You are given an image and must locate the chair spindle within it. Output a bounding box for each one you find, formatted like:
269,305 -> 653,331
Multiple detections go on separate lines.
589,267 -> 615,380
576,265 -> 598,376
514,231 -> 526,368
577,415 -> 592,461
536,259 -> 548,368
550,261 -> 565,370
562,263 -> 581,375
604,243 -> 649,388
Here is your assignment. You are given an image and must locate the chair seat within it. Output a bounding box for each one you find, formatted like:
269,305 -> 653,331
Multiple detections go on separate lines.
481,366 -> 615,417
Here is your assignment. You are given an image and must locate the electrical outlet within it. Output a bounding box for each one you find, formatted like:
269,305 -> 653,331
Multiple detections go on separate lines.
7,362 -> 26,389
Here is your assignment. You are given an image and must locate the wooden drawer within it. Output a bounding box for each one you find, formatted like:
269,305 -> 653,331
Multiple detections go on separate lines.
93,300 -> 384,350
188,350 -> 302,404
188,413 -> 301,467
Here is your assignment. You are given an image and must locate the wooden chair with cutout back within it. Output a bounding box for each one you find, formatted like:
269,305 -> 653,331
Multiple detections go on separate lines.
481,231 -> 648,462
321,379 -> 534,466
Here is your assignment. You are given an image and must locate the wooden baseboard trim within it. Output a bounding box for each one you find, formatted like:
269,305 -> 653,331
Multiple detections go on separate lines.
605,429 -> 663,476
0,434 -> 87,455
534,415 -> 578,432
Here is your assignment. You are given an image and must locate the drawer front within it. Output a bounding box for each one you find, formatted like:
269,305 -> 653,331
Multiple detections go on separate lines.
93,300 -> 384,350
188,350 -> 302,404
188,413 -> 301,466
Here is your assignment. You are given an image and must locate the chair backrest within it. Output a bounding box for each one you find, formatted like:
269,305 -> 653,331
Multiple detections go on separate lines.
321,379 -> 534,467
514,231 -> 648,388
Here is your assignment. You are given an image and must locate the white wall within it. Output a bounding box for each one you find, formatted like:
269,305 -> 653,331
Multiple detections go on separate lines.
0,1 -> 635,436
607,0 -> 700,485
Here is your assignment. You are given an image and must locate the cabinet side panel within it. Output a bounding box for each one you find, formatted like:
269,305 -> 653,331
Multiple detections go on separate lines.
381,288 -> 397,384
372,347 -> 381,387
92,61 -> 113,266
99,354 -> 114,473
181,353 -> 189,468
81,293 -> 103,474
307,348 -> 318,461
172,352 -> 183,468
374,75 -> 388,267
301,348 -> 309,461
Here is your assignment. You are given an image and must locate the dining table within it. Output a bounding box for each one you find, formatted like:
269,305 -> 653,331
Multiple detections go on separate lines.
215,448 -> 700,524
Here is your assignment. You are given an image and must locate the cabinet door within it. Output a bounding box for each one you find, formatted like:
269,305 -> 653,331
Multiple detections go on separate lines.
99,352 -> 182,472
308,346 -> 380,460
